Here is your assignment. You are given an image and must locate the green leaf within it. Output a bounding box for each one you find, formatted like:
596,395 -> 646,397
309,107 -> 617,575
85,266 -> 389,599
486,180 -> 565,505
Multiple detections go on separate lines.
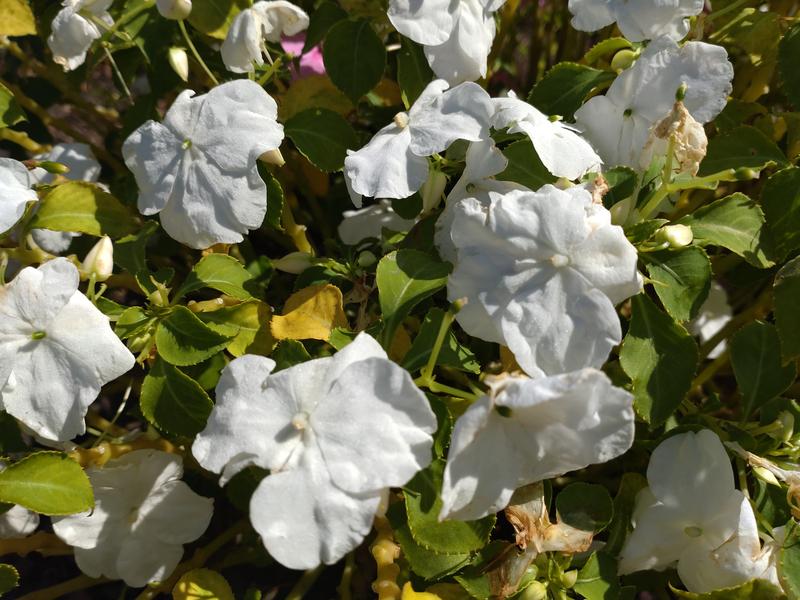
140,358 -> 213,437
496,138 -> 557,190
0,564 -> 18,595
260,165 -> 284,231
626,219 -> 668,245
187,0 -> 249,39
116,306 -> 155,341
774,256 -> 800,363
778,519 -> 800,599
0,82 -> 24,127
397,37 -> 434,105
0,452 -> 93,515
272,339 -> 311,372
402,308 -> 480,374
405,459 -> 495,555
730,322 -> 797,419
303,1 -> 347,51
761,166 -> 800,261
645,247 -> 712,322
555,483 -> 613,533
527,62 -> 615,120
677,193 -> 774,269
284,108 -> 358,172
779,22 -> 800,110
0,0 -> 36,37
605,473 -> 648,557
603,166 -> 637,208
177,254 -> 258,300
672,579 -> 786,600
114,220 -> 158,275
583,37 -> 633,65
155,306 -> 233,366
32,182 -> 139,239
620,294 -> 698,426
574,552 -> 620,600
322,19 -> 386,102
698,125 -> 787,176
198,300 -> 275,357
376,249 -> 451,348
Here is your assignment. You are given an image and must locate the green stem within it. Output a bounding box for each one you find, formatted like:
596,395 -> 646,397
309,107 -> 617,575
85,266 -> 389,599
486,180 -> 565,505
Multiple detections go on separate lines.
707,0 -> 752,23
285,565 -> 325,600
336,552 -> 355,600
101,43 -> 133,101
178,20 -> 220,85
419,304 -> 457,382
638,168 -> 738,221
257,57 -> 283,86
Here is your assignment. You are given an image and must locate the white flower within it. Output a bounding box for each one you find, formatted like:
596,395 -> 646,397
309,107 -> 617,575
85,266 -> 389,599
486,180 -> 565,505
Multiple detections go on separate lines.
574,38 -> 733,169
52,450 -> 213,588
388,0 -> 507,84
447,185 -> 641,378
122,80 -> 285,249
0,505 -> 39,539
338,200 -> 415,245
193,332 -> 437,570
47,0 -> 114,72
568,0 -> 704,42
491,92 -> 602,180
0,158 -> 37,235
619,430 -> 777,593
156,0 -> 192,20
0,259 -> 135,441
344,79 -> 493,206
690,281 -> 731,359
222,1 -> 310,73
440,370 -> 635,521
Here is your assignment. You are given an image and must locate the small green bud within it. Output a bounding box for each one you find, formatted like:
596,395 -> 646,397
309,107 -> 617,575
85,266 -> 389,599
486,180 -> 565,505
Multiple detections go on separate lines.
611,48 -> 637,72
560,570 -> 578,589
519,581 -> 547,600
675,82 -> 688,102
734,167 -> 759,180
357,251 -> 377,268
655,224 -> 693,249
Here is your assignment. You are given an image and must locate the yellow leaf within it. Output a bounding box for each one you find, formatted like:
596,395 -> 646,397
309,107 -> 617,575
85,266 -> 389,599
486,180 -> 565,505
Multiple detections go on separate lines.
199,301 -> 275,357
0,0 -> 36,37
401,582 -> 443,600
270,284 -> 348,341
172,569 -> 234,600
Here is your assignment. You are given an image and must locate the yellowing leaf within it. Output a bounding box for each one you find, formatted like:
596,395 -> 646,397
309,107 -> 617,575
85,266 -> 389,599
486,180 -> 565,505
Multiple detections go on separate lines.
278,75 -> 353,121
402,582 -> 443,600
270,284 -> 348,341
172,569 -> 234,600
200,301 -> 275,357
0,0 -> 36,37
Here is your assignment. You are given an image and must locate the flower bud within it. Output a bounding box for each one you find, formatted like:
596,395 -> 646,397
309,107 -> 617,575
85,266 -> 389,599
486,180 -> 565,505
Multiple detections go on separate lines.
81,235 -> 114,282
156,0 -> 192,19
33,160 -> 71,175
168,47 -> 189,82
519,581 -> 547,600
656,224 -> 693,249
611,48 -> 637,72
259,148 -> 285,167
753,466 -> 781,487
560,569 -> 578,589
420,169 -> 447,213
357,250 -> 377,268
273,251 -> 313,274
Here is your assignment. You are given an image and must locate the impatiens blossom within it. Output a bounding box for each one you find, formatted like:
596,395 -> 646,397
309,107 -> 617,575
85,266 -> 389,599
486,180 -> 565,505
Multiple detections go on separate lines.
440,370 -> 635,521
690,281 -> 732,359
447,185 -> 641,378
344,79 -> 493,206
619,430 -> 778,593
193,332 -> 437,569
0,259 -> 134,441
122,80 -> 284,249
575,38 -> 733,169
568,0 -> 704,42
492,92 -> 602,180
338,200 -> 415,245
0,158 -> 37,235
388,0 -> 507,84
47,0 -> 114,71
52,450 -> 213,587
222,1 -> 310,73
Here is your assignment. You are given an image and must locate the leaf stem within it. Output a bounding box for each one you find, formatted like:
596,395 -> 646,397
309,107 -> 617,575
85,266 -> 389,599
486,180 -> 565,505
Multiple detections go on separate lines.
17,574 -> 108,600
638,168 -> 738,222
178,20 -> 219,86
101,43 -> 133,101
285,565 -> 325,600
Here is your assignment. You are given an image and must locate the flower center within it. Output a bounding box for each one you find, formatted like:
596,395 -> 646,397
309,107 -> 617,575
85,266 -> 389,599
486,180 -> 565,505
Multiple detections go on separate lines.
684,525 -> 703,538
549,254 -> 570,268
291,411 -> 310,431
182,138 -> 192,150
393,112 -> 410,129
31,331 -> 47,340
127,507 -> 140,524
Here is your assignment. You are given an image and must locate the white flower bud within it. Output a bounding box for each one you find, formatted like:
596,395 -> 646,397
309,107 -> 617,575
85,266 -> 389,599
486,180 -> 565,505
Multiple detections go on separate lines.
657,224 -> 693,248
420,169 -> 447,213
156,0 -> 192,20
273,252 -> 313,274
259,148 -> 285,167
168,47 -> 189,82
752,466 -> 782,487
81,235 -> 114,282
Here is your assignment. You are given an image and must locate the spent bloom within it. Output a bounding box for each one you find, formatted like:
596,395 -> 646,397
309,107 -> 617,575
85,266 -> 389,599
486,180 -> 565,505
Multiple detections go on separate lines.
440,370 -> 635,521
619,430 -> 778,593
0,158 -> 37,235
344,79 -> 493,205
123,80 -> 284,249
568,0 -> 704,42
575,38 -> 733,169
222,1 -> 310,73
193,333 -> 437,569
47,0 -> 114,71
447,185 -> 641,378
0,259 -> 135,441
388,0 -> 507,84
52,450 -> 213,587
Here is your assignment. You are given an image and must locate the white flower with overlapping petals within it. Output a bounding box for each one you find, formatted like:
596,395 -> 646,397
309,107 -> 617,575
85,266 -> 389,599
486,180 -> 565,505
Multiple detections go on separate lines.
47,0 -> 114,71
568,0 -> 704,42
575,38 -> 733,169
222,1 -> 309,73
440,370 -> 634,521
388,0 -> 506,84
0,259 -> 134,441
193,332 -> 437,570
338,200 -> 415,245
52,450 -> 213,588
344,79 -> 493,206
0,158 -> 37,236
619,430 -> 778,593
448,185 -> 641,378
123,80 -> 284,249
492,92 -> 602,180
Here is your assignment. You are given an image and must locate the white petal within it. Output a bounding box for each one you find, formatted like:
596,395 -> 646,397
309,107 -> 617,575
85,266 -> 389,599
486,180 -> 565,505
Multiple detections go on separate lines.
72,538 -> 123,580
388,0 -> 458,46
0,505 -> 39,539
31,143 -> 101,185
221,8 -> 264,73
614,0 -> 704,42
134,480 -> 213,545
568,0 -> 615,32
255,1 -> 310,42
338,200 -> 415,245
0,158 -> 37,234
116,535 -> 184,587
690,282 -> 731,359
122,120 -> 183,216
47,8 -> 104,71
30,230 -> 79,254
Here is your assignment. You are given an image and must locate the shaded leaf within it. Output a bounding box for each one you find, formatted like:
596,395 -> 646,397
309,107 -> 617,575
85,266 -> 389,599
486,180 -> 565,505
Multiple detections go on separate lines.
556,483 -> 613,533
397,37 -> 433,105
698,126 -> 787,176
177,254 -> 258,301
140,358 -> 213,437
497,139 -> 557,190
761,166 -> 800,261
187,0 -> 249,39
323,19 -> 386,102
155,306 -> 233,366
284,108 -> 358,172
402,308 -> 480,374
528,62 -> 615,120
574,552 -> 620,600
774,256 -> 800,363
0,82 -> 24,127
645,247 -> 712,322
